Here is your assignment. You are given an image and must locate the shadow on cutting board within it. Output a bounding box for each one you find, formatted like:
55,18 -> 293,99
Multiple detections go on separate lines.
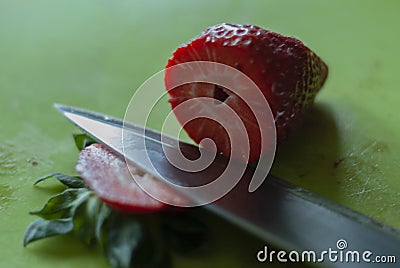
271,102 -> 341,198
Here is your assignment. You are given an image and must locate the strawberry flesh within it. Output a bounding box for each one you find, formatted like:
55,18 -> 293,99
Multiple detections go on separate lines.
165,23 -> 328,163
76,144 -> 186,213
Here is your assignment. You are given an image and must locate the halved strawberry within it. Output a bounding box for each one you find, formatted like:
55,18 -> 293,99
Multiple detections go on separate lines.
76,144 -> 185,213
165,23 -> 328,163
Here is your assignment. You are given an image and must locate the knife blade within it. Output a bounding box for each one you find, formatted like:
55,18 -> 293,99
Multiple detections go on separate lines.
54,103 -> 400,267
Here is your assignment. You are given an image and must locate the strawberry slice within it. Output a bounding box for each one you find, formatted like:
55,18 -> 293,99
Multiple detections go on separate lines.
165,23 -> 328,163
76,144 -> 185,213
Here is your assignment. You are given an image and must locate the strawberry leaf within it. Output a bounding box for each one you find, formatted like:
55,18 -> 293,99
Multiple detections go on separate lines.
25,171 -> 207,268
130,232 -> 171,268
94,201 -> 111,244
73,193 -> 109,246
73,133 -> 95,151
23,218 -> 73,247
101,213 -> 145,268
34,173 -> 87,189
162,213 -> 208,253
30,188 -> 90,220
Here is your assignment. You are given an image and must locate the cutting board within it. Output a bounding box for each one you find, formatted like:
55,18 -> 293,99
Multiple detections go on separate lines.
1,1 -> 399,267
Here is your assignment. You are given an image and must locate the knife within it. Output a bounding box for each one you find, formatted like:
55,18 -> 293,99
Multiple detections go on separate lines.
54,103 -> 400,267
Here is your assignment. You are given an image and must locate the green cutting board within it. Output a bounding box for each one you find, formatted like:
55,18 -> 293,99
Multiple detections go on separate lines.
1,0 -> 399,267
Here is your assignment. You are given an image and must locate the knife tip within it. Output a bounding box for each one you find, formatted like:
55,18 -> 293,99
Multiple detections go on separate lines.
53,103 -> 64,112
54,103 -> 74,115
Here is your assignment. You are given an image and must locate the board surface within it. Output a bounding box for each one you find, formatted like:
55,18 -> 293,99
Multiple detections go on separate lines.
1,1 -> 399,267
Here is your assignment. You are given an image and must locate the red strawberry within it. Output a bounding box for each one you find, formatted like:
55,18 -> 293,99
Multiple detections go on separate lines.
76,144 -> 186,213
165,23 -> 328,163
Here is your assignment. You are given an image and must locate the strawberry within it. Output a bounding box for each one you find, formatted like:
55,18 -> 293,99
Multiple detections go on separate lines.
76,144 -> 186,213
165,23 -> 328,163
